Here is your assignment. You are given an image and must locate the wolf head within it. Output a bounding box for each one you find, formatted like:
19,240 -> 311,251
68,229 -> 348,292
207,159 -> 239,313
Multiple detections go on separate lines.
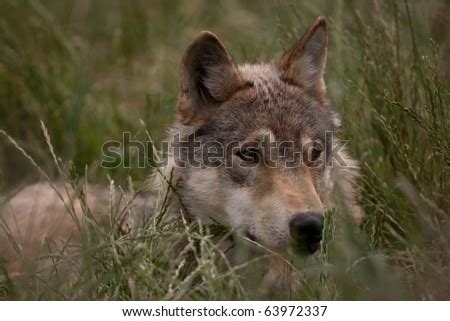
168,17 -> 361,254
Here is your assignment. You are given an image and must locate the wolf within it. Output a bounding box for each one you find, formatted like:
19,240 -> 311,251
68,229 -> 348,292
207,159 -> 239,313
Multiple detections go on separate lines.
0,17 -> 363,288
166,15 -> 363,244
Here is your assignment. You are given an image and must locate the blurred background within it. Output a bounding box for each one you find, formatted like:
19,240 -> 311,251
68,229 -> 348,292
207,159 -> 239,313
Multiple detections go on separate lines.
0,0 -> 449,299
1,0 -> 448,188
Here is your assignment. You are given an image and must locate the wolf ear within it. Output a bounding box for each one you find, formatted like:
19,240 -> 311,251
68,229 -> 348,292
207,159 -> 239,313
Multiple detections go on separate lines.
178,31 -> 245,123
278,16 -> 328,99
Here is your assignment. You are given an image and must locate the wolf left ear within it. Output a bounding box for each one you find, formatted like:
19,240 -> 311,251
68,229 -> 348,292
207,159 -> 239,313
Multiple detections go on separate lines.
278,16 -> 328,99
177,31 -> 245,123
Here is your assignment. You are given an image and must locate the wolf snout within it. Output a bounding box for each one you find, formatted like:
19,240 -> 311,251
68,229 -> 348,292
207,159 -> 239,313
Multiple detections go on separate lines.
289,212 -> 324,254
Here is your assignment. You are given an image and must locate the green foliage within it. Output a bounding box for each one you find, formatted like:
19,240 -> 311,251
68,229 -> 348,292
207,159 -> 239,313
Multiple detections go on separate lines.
0,0 -> 449,300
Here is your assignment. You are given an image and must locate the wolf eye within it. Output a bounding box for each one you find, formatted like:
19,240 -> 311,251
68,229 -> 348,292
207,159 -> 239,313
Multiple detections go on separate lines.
236,146 -> 261,164
310,146 -> 323,162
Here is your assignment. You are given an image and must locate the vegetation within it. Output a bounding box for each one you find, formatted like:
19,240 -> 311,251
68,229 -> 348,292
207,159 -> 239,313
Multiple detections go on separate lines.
0,0 -> 449,300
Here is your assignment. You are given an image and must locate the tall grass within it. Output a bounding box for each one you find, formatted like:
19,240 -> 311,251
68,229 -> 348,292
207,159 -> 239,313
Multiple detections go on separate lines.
0,0 -> 449,299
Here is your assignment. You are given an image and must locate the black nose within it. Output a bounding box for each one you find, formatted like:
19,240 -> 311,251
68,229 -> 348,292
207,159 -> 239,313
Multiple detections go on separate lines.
289,212 -> 324,253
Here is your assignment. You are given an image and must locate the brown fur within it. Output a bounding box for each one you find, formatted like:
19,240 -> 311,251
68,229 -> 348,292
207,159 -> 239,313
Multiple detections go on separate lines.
0,182 -> 152,273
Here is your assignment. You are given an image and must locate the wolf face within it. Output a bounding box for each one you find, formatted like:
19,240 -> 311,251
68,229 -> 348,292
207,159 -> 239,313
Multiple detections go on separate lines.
168,17 -> 363,254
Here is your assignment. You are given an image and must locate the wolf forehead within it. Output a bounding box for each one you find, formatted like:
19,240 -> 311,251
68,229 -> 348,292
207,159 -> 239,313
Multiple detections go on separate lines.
177,17 -> 341,143
193,63 -> 339,144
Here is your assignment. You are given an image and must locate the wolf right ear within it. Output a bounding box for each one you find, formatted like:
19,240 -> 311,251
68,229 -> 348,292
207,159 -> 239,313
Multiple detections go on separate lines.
177,31 -> 245,123
278,17 -> 328,100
